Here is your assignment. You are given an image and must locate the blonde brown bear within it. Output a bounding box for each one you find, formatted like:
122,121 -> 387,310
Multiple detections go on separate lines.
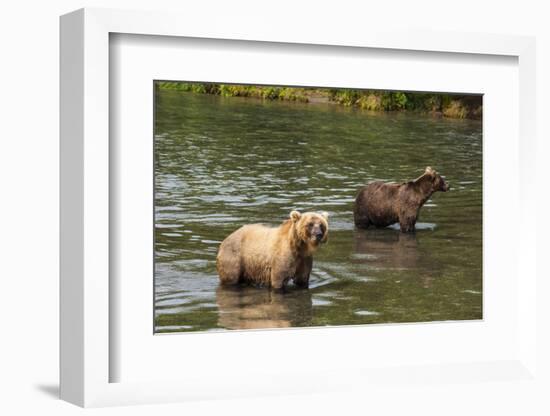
216,210 -> 329,290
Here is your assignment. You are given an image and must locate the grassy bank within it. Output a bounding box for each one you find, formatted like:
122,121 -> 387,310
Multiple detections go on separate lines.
156,81 -> 482,119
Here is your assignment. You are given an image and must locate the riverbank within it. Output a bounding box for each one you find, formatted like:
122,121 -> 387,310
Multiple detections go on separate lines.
155,82 -> 482,120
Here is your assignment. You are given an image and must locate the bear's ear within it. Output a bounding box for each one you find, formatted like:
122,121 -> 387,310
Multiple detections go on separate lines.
425,166 -> 435,175
425,166 -> 437,180
290,210 -> 302,222
319,211 -> 329,220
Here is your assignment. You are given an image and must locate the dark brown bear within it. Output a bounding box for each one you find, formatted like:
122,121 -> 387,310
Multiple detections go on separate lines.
354,167 -> 449,233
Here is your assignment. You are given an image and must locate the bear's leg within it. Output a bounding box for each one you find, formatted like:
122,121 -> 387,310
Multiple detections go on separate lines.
354,214 -> 371,229
399,216 -> 416,233
293,256 -> 313,289
218,265 -> 241,285
270,261 -> 289,291
271,275 -> 285,291
217,251 -> 242,285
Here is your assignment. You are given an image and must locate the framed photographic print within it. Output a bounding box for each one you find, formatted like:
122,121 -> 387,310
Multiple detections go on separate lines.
60,7 -> 539,408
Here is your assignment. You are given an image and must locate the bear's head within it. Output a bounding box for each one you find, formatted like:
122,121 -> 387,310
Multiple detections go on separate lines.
424,166 -> 450,192
290,210 -> 329,250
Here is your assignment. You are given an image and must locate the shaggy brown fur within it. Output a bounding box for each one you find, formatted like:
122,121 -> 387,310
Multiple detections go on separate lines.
354,167 -> 449,232
216,210 -> 329,289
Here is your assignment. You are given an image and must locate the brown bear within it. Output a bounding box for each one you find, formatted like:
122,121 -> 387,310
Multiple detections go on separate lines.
216,210 -> 329,290
354,167 -> 449,233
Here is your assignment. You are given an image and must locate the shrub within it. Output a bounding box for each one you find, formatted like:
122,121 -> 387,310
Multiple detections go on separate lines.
356,94 -> 382,111
442,100 -> 468,119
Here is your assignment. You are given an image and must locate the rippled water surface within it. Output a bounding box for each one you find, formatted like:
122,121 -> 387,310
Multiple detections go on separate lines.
154,89 -> 482,333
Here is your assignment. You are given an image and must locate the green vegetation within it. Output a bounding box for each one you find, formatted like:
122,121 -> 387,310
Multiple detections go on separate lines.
156,82 -> 310,102
329,89 -> 482,119
155,81 -> 482,119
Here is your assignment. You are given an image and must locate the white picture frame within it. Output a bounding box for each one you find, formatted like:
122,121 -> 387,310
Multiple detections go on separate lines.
60,7 -> 538,408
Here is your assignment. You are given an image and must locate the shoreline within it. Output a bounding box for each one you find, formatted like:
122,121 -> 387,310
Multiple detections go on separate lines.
156,82 -> 482,120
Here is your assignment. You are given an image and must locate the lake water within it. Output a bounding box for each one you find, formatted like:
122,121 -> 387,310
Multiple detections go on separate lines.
154,89 -> 483,333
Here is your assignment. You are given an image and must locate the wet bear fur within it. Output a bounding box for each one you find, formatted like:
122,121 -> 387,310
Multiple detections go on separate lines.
217,210 -> 329,289
354,167 -> 449,233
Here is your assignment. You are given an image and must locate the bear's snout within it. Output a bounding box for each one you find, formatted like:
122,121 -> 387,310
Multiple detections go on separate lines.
314,230 -> 324,242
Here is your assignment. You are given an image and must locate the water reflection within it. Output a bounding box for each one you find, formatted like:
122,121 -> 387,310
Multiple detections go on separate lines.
216,286 -> 313,330
353,229 -> 419,270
